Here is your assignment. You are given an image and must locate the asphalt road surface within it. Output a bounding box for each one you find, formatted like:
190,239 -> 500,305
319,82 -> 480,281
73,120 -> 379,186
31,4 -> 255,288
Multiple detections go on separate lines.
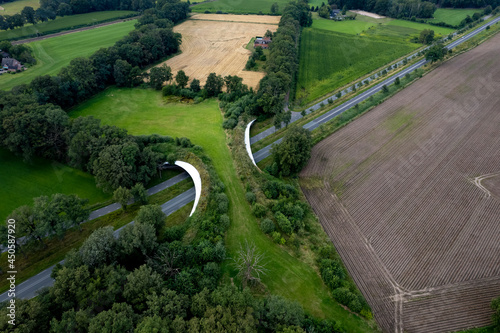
0,188 -> 195,302
0,172 -> 190,254
251,15 -> 500,163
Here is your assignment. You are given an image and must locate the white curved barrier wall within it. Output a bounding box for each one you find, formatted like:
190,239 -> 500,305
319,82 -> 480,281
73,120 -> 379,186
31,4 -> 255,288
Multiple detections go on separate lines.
175,161 -> 201,216
245,120 -> 257,167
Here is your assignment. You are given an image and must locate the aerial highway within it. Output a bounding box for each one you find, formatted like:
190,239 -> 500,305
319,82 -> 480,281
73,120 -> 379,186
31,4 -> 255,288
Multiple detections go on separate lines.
250,15 -> 500,163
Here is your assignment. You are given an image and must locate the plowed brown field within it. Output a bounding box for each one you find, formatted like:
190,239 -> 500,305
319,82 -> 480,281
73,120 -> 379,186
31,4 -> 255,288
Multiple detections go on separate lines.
155,14 -> 279,89
300,33 -> 500,333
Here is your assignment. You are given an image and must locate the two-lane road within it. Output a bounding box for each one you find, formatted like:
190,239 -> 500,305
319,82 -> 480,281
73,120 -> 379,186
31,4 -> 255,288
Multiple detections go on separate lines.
251,15 -> 500,163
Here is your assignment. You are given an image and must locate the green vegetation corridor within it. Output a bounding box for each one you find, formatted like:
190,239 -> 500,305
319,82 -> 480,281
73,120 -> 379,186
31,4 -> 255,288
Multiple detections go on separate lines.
71,87 -> 376,332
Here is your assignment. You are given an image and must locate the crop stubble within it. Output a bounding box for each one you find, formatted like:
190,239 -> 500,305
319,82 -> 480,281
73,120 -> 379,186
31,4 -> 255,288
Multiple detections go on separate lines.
157,14 -> 279,89
300,33 -> 500,332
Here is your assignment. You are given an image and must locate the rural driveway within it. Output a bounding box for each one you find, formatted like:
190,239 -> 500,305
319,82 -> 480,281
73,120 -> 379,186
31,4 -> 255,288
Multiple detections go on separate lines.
250,15 -> 500,163
0,188 -> 195,302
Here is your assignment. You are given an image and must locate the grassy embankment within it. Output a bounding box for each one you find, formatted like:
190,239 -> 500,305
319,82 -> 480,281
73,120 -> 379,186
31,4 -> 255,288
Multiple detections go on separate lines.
0,10 -> 136,41
0,19 -> 136,90
70,87 -> 377,332
296,13 -> 453,105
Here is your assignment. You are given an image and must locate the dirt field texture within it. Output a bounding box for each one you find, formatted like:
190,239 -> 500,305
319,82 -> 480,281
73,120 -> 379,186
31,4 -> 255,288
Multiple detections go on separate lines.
300,32 -> 500,333
157,14 -> 279,89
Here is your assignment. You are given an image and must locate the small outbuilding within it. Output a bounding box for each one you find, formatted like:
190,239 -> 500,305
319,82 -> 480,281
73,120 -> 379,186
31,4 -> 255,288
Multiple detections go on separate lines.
1,58 -> 24,72
254,36 -> 272,49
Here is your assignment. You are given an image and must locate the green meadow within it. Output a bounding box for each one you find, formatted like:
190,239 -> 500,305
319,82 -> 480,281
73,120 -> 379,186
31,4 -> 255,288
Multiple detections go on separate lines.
0,148 -> 110,223
428,8 -> 483,26
296,14 -> 454,105
0,10 -> 136,41
192,0 -> 290,14
0,19 -> 136,91
70,86 -> 377,332
297,28 -> 416,105
0,0 -> 40,14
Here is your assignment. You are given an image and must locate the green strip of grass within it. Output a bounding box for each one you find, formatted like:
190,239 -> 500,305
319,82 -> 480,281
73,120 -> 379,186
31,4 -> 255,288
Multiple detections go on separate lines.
0,19 -> 136,91
427,8 -> 482,27
0,178 -> 194,294
0,10 -> 136,41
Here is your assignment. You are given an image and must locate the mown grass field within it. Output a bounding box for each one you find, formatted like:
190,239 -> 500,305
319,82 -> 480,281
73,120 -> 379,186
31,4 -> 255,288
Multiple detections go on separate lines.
0,0 -> 40,14
70,86 -> 377,332
0,148 -> 110,223
296,15 -> 454,105
0,19 -> 136,91
192,0 -> 290,14
296,28 -> 416,105
428,8 -> 482,26
0,10 -> 136,41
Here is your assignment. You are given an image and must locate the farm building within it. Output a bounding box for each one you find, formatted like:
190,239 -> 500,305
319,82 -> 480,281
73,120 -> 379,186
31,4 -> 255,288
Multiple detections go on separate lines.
1,58 -> 24,72
254,36 -> 272,49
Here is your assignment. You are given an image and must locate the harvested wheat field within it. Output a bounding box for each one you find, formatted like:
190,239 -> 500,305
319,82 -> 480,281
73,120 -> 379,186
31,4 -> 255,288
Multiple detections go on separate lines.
157,14 -> 279,89
189,13 -> 281,24
300,33 -> 500,333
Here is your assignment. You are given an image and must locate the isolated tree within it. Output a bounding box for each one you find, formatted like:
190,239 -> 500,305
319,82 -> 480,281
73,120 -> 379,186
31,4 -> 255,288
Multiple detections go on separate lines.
271,126 -> 313,177
233,241 -> 267,288
113,59 -> 133,87
135,204 -> 165,232
342,5 -> 347,15
149,64 -> 172,90
283,110 -> 292,127
394,77 -> 401,85
382,84 -> 389,93
264,29 -> 273,38
425,44 -> 447,63
271,2 -> 279,14
190,78 -> 201,92
113,186 -> 132,211
419,29 -> 435,44
204,72 -> 224,97
79,226 -> 117,268
21,6 -> 36,24
118,222 -> 158,259
131,183 -> 148,204
175,70 -> 189,89
9,205 -> 45,248
245,57 -> 256,70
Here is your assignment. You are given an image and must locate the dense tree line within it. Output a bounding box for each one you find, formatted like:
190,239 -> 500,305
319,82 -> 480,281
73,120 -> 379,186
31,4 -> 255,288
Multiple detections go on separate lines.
325,0 -> 498,19
254,1 -> 312,123
0,92 -> 172,192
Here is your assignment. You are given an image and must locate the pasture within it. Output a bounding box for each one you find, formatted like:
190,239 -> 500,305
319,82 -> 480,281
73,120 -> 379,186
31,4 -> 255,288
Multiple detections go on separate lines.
0,0 -> 40,14
157,14 -> 279,89
192,0 -> 289,14
0,10 -> 136,41
300,32 -> 500,333
70,86 -> 377,332
429,8 -> 483,26
0,19 -> 136,91
0,148 -> 110,223
296,28 -> 416,104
